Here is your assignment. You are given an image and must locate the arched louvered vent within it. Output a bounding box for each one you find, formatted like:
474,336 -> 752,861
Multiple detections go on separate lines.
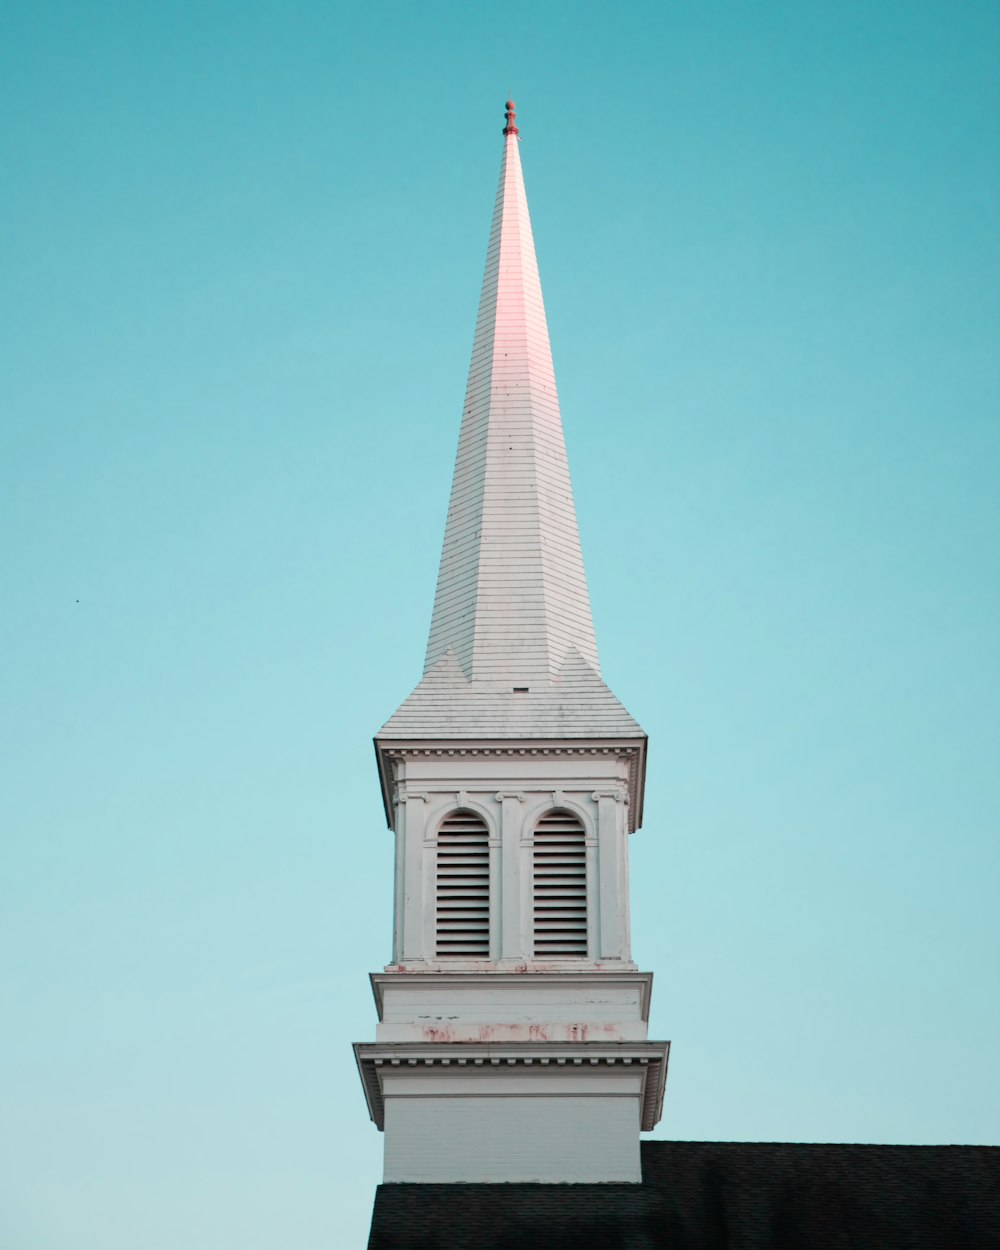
533,810 -> 588,958
435,811 -> 490,958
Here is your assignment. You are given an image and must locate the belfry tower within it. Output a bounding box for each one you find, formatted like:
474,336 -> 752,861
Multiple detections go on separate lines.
354,101 -> 669,1184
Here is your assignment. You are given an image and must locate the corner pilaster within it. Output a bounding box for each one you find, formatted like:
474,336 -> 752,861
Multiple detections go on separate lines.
400,789 -> 428,963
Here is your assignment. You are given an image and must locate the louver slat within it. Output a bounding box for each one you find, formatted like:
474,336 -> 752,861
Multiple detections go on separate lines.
533,810 -> 588,957
436,812 -> 490,958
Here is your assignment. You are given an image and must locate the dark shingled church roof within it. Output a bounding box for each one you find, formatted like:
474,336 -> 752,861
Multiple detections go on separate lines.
366,1139 -> 1000,1250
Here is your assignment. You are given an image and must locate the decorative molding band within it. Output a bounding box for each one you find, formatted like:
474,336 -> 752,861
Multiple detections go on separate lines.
377,739 -> 646,833
354,1039 -> 670,1133
383,745 -> 640,759
368,970 -> 653,1021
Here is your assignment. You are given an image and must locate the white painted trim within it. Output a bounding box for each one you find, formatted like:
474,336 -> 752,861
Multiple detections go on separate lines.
369,971 -> 655,1022
354,1039 -> 670,1132
375,736 -> 647,834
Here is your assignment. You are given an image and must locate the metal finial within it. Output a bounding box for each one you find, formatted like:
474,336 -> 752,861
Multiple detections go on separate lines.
503,98 -> 519,137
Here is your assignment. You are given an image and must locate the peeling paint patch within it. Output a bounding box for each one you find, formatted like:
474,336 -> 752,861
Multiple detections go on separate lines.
422,1026 -> 456,1042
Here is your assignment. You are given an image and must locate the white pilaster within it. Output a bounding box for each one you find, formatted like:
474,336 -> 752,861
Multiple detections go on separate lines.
400,792 -> 426,964
497,791 -> 523,963
597,790 -> 625,960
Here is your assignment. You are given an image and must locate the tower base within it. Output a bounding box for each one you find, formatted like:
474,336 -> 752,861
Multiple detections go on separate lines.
354,1041 -> 670,1183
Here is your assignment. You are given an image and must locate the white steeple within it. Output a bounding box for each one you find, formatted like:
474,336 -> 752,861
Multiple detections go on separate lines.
355,101 -> 668,1186
425,99 -> 599,688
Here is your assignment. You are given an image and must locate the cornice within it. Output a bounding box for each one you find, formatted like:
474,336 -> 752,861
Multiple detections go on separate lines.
373,736 -> 647,833
354,1040 -> 670,1132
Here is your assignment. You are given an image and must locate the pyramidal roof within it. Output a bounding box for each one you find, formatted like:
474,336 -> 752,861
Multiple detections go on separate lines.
424,101 -> 598,689
379,102 -> 643,745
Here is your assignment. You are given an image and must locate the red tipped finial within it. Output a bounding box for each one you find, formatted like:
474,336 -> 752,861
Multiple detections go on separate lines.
503,98 -> 519,137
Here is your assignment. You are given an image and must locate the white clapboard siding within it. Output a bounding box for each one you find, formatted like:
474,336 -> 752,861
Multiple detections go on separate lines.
436,812 -> 491,957
533,811 -> 588,957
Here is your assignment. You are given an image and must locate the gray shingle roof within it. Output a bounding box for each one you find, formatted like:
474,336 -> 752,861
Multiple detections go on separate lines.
366,1139 -> 1000,1250
378,647 -> 645,741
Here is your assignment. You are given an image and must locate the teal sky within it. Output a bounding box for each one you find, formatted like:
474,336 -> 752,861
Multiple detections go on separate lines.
2,2 -> 998,1246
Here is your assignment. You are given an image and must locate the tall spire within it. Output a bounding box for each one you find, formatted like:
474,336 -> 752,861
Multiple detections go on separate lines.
379,101 -> 643,762
424,99 -> 600,690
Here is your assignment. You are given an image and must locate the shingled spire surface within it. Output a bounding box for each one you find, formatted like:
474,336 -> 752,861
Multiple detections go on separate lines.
426,102 -> 598,687
379,103 -> 643,752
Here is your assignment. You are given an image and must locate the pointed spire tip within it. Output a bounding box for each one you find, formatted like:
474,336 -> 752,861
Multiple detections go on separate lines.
503,98 -> 519,137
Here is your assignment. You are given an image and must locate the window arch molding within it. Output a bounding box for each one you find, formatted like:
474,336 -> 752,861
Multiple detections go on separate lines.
520,795 -> 595,841
423,796 -> 497,840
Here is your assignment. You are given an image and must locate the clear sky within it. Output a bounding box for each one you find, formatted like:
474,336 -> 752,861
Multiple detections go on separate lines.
2,2 -> 998,1246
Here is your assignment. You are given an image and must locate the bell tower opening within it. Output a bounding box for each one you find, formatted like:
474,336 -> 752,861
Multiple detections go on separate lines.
435,810 -> 491,959
532,810 -> 588,958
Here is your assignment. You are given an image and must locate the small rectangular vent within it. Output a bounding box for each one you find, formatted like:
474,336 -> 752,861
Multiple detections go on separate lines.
435,811 -> 490,958
532,811 -> 588,958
